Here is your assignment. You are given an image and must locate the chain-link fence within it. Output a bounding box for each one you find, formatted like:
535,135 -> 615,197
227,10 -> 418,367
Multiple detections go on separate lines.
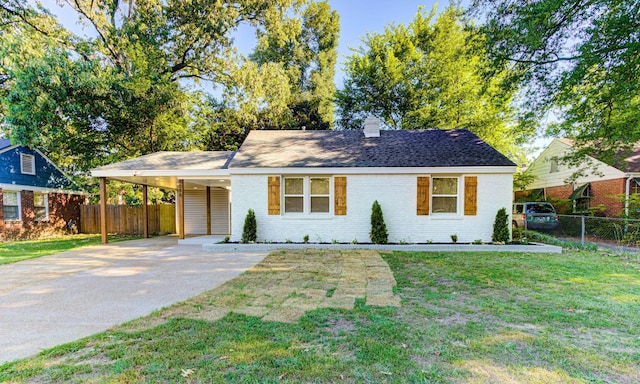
538,214 -> 640,249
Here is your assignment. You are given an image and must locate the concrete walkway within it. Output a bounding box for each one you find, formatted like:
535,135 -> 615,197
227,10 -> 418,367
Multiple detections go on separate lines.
0,236 -> 267,364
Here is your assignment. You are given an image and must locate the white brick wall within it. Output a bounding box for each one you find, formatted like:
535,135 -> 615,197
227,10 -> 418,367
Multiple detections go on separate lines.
230,173 -> 513,244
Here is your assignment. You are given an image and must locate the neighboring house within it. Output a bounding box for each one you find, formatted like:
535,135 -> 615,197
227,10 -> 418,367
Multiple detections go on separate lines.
92,121 -> 516,243
516,138 -> 640,217
0,138 -> 85,236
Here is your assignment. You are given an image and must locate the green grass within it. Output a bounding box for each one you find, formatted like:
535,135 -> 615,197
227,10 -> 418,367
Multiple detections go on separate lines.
0,234 -> 141,265
1,250 -> 639,383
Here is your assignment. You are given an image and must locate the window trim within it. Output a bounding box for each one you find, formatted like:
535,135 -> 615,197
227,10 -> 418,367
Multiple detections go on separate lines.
282,176 -> 333,215
20,153 -> 36,175
431,176 -> 460,215
34,193 -> 49,222
3,191 -> 21,221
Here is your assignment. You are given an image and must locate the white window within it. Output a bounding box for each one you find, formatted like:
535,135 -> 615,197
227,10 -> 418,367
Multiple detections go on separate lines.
284,177 -> 304,213
310,177 -> 330,213
432,177 -> 458,214
283,176 -> 331,214
20,153 -> 35,175
3,191 -> 21,221
550,158 -> 559,173
34,193 -> 49,221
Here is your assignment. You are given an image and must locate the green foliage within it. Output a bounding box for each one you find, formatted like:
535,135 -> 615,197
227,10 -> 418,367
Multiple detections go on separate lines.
547,198 -> 573,215
450,234 -> 458,243
241,209 -> 257,244
303,234 -> 309,244
473,0 -> 640,169
620,193 -> 640,219
492,207 -> 510,243
513,229 -> 598,251
0,0 -> 338,180
513,170 -> 536,192
370,200 -> 388,244
336,5 -> 530,159
248,0 -> 339,130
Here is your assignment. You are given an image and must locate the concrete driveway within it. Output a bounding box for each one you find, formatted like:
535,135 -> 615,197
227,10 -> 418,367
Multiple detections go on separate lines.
0,236 -> 267,364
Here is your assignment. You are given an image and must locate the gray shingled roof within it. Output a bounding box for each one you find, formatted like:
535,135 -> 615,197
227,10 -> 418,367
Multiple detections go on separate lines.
558,138 -> 640,173
92,151 -> 235,172
0,138 -> 11,150
229,129 -> 515,168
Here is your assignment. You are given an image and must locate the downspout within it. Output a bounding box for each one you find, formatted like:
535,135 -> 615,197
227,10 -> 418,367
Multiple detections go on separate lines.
626,176 -> 631,218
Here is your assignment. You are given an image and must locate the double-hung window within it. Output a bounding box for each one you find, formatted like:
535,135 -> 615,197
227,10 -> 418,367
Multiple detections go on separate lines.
3,191 -> 20,221
432,177 -> 458,214
283,176 -> 331,214
284,178 -> 305,213
310,177 -> 330,213
34,193 -> 48,221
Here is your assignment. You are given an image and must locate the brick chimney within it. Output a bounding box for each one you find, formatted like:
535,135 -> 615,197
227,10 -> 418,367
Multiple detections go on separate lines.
364,117 -> 381,138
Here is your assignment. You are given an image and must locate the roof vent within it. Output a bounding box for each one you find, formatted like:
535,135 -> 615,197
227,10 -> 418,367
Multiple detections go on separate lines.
364,117 -> 380,138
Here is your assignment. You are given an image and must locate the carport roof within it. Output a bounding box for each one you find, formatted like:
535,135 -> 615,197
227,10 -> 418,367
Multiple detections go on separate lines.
93,151 -> 235,173
91,151 -> 235,188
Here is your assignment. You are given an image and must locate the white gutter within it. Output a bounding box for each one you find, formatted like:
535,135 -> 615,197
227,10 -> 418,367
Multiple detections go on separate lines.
91,169 -> 231,178
0,183 -> 87,196
228,166 -> 517,175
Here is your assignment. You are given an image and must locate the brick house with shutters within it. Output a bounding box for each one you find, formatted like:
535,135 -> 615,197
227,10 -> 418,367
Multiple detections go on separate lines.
91,120 -> 516,243
516,138 -> 640,217
0,138 -> 85,239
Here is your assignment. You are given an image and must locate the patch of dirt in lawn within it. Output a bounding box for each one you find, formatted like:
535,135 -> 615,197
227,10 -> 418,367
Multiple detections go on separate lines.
459,359 -> 584,384
120,250 -> 400,329
326,317 -> 356,336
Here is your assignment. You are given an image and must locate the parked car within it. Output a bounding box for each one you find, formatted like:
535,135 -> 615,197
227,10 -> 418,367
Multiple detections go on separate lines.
512,202 -> 560,230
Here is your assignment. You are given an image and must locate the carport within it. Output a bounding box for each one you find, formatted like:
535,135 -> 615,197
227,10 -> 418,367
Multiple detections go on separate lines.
91,151 -> 235,243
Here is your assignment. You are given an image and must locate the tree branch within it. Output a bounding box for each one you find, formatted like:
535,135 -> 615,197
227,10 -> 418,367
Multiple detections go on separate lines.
69,0 -> 124,71
504,42 -> 635,66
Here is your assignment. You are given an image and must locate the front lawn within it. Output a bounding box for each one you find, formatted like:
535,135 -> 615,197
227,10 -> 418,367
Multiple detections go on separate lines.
0,234 -> 140,265
1,249 -> 639,383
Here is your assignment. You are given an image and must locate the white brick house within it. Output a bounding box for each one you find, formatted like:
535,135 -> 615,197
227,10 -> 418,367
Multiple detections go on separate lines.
92,123 -> 516,243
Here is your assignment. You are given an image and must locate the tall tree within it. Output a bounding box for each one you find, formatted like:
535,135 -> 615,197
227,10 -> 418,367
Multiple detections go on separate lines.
471,0 -> 640,167
238,0 -> 339,130
0,0 -> 296,171
335,5 -> 530,159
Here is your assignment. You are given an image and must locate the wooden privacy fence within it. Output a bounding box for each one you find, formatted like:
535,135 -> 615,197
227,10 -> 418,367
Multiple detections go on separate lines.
80,204 -> 176,235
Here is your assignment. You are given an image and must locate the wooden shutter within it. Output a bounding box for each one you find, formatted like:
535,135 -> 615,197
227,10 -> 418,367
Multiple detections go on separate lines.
417,176 -> 430,215
268,176 -> 280,215
464,176 -> 477,216
334,176 -> 347,215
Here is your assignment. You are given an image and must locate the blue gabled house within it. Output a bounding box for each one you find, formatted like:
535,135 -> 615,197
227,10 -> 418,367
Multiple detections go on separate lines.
0,138 -> 85,238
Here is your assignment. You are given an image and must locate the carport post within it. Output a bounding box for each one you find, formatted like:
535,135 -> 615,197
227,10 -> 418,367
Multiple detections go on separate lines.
206,186 -> 212,235
142,184 -> 149,239
177,179 -> 185,239
99,177 -> 108,244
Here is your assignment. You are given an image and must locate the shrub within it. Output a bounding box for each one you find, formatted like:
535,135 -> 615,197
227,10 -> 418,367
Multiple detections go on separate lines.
450,234 -> 458,243
241,209 -> 257,243
547,198 -> 573,215
370,200 -> 388,244
492,207 -> 510,243
303,234 -> 309,244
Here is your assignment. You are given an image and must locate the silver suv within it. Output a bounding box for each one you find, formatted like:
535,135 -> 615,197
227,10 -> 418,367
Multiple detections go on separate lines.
512,202 -> 560,230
